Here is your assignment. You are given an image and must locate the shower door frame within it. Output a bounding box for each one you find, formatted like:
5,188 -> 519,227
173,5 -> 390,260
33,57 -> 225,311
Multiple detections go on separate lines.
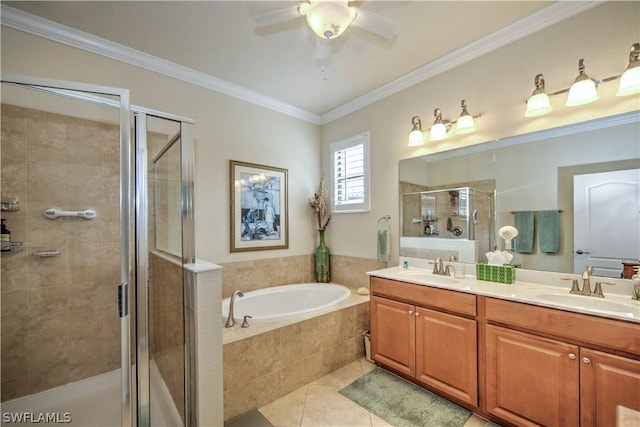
0,73 -> 134,427
1,74 -> 197,426
134,111 -> 196,426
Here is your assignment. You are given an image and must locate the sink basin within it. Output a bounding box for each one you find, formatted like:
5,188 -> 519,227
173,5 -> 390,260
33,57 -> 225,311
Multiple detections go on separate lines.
532,293 -> 639,317
395,269 -> 460,285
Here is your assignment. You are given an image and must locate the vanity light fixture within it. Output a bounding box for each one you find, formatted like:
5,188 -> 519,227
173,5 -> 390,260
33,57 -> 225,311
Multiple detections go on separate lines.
408,116 -> 425,146
524,74 -> 553,117
430,108 -> 449,141
565,59 -> 599,107
617,42 -> 640,96
456,100 -> 477,134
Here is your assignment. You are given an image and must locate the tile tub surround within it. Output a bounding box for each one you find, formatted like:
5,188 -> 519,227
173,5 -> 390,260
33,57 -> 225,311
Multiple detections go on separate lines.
220,254 -> 387,298
222,296 -> 369,421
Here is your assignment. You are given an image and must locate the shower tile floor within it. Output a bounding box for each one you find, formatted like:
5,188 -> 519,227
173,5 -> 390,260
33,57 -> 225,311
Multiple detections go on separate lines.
257,358 -> 489,427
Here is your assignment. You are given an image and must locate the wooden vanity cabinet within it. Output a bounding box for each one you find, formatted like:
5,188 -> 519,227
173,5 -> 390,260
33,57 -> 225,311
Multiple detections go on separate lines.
485,324 -> 580,426
370,296 -> 415,377
484,297 -> 640,427
370,277 -> 478,407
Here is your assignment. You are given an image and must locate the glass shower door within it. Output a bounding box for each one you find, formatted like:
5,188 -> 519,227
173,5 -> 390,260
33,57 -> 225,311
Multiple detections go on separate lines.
0,75 -> 133,426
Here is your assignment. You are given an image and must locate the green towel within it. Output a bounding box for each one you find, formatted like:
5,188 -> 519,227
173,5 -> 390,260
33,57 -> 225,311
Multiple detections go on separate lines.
377,229 -> 390,262
514,211 -> 534,254
538,210 -> 560,254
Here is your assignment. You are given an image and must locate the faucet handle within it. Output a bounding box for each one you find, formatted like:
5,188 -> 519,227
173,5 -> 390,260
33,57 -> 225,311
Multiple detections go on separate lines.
241,315 -> 253,328
593,281 -> 615,298
561,277 -> 581,294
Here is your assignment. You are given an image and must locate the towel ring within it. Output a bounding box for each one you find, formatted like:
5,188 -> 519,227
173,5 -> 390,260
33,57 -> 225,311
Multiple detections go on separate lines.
377,215 -> 391,230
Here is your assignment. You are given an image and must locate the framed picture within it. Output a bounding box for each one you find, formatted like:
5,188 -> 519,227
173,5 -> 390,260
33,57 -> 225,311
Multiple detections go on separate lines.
230,160 -> 289,252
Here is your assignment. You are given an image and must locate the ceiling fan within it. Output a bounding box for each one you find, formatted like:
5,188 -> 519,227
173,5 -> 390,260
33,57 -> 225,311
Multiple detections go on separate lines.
251,0 -> 398,41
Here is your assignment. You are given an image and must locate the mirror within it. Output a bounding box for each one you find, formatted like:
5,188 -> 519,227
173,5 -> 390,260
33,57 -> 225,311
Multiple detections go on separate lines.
399,112 -> 640,275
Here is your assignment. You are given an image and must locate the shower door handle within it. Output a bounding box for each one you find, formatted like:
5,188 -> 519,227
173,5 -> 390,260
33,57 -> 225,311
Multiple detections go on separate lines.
117,283 -> 129,318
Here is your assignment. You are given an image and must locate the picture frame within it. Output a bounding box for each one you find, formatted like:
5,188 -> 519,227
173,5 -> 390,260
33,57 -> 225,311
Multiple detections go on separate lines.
230,160 -> 289,252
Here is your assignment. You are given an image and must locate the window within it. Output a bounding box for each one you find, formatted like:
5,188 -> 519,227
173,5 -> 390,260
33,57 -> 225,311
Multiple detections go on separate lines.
330,132 -> 370,213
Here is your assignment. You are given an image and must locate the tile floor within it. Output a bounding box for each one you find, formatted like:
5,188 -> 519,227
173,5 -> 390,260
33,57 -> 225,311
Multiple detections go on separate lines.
258,358 -> 491,427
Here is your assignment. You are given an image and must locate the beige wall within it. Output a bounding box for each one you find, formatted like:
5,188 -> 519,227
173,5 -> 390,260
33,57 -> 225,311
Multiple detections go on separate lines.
2,3 -> 637,269
321,2 -> 640,265
0,27 -> 321,265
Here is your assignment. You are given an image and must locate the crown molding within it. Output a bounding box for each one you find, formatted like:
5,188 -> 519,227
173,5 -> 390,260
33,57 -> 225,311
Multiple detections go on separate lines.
0,5 -> 323,125
320,1 -> 603,125
2,2 -> 601,126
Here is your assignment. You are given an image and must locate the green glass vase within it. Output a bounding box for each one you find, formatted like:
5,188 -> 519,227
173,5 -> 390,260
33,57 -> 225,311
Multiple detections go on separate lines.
315,230 -> 330,283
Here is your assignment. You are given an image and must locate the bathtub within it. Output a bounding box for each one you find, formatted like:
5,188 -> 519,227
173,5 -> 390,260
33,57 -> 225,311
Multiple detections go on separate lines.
222,283 -> 351,323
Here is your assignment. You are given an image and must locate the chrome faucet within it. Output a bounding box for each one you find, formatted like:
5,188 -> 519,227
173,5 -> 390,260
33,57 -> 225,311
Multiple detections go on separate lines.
224,289 -> 244,328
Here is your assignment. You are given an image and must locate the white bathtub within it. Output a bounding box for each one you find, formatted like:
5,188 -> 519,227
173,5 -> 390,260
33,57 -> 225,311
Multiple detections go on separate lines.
222,283 -> 351,323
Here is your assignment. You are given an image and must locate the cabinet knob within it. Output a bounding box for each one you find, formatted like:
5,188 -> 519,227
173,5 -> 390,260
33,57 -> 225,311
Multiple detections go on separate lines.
414,312 -> 420,317
582,357 -> 591,364
408,310 -> 414,315
568,353 -> 577,360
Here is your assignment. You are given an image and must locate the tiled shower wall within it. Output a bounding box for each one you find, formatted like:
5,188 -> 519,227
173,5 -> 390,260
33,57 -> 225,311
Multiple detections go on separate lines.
0,104 -> 121,401
149,253 -> 184,421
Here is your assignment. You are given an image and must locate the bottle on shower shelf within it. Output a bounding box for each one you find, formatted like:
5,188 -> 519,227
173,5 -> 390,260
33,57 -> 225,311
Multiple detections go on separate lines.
1,219 -> 11,252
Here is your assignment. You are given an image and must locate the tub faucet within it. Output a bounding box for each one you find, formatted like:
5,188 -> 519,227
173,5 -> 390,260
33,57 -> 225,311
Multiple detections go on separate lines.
225,290 -> 244,328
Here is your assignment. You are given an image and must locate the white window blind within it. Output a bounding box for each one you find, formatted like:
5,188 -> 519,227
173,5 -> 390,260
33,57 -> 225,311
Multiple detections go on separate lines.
330,132 -> 370,213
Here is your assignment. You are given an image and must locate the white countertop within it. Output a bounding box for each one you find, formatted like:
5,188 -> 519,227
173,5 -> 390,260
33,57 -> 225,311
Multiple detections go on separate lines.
367,265 -> 640,324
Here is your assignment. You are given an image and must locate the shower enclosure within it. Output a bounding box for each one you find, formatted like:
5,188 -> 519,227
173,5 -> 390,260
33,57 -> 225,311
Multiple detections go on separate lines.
0,75 -> 195,426
401,186 -> 495,262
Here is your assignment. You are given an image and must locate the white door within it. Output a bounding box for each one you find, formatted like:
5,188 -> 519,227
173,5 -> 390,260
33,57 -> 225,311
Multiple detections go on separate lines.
574,169 -> 640,277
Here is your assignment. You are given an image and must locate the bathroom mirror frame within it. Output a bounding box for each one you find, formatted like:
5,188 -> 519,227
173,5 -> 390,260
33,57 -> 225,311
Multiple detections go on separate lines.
399,110 -> 640,275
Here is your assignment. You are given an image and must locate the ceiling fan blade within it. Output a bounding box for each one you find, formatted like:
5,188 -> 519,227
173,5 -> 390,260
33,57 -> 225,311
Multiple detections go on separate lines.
351,8 -> 398,39
251,5 -> 302,28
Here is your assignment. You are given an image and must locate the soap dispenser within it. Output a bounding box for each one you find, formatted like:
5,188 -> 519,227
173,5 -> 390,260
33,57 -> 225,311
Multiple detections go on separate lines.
1,219 -> 11,252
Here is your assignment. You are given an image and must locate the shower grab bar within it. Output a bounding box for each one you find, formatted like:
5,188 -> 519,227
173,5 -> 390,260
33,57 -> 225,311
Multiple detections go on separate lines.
32,250 -> 61,258
43,207 -> 96,220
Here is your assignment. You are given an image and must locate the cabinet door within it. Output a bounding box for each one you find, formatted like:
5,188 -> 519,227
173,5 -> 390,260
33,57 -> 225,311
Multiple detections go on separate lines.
485,325 -> 579,427
580,348 -> 640,427
370,296 -> 415,376
415,307 -> 478,407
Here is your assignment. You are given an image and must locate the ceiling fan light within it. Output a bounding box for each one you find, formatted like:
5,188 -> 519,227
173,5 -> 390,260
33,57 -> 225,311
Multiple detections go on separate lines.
305,0 -> 356,40
617,43 -> 640,96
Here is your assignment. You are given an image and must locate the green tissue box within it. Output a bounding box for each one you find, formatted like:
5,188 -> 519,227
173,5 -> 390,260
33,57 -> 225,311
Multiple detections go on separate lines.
476,263 -> 516,284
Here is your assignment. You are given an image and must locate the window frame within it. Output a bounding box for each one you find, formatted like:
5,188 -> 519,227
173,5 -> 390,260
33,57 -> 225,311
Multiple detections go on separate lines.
329,131 -> 371,214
